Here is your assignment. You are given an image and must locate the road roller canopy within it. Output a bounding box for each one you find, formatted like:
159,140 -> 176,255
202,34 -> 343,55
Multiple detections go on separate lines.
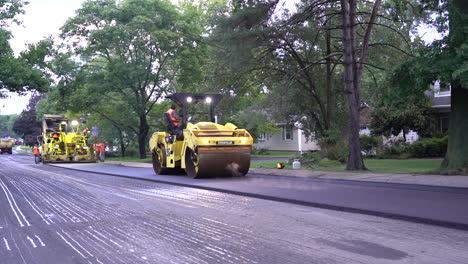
166,93 -> 224,124
42,114 -> 83,134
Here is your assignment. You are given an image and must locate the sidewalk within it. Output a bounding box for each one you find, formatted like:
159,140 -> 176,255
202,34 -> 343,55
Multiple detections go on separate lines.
104,160 -> 468,188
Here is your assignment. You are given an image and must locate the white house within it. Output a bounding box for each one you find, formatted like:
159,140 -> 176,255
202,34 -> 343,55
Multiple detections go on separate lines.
254,123 -> 319,152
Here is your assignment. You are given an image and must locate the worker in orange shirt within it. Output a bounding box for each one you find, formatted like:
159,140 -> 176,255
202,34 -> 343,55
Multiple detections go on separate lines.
167,105 -> 182,127
33,144 -> 41,164
98,142 -> 105,161
94,142 -> 106,161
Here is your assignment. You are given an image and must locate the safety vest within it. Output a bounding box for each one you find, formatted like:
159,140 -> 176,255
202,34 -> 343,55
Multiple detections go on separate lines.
33,146 -> 40,155
167,109 -> 179,126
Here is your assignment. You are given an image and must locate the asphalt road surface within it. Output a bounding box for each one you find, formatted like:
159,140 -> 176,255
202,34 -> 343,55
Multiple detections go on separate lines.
49,159 -> 468,229
1,154 -> 468,264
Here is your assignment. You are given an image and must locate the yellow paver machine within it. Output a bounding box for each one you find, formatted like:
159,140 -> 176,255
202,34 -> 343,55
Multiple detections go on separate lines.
39,115 -> 97,163
149,93 -> 253,178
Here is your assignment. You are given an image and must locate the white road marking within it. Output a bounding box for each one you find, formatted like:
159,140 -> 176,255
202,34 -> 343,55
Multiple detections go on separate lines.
9,180 -> 51,225
62,230 -> 94,257
27,236 -> 37,248
35,235 -> 46,247
3,237 -> 11,251
56,231 -> 87,258
0,178 -> 25,227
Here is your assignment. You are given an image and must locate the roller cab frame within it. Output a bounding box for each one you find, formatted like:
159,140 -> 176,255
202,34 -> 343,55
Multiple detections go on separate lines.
149,93 -> 253,178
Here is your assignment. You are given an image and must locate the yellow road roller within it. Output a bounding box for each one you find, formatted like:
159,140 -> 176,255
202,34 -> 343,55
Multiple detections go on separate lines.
149,93 -> 253,178
39,115 -> 97,163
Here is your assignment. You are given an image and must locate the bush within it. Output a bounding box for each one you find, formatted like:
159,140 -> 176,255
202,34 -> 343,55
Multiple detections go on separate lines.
408,136 -> 448,158
251,148 -> 270,155
380,144 -> 409,158
318,130 -> 348,163
321,143 -> 348,163
360,134 -> 380,155
288,151 -> 321,168
317,158 -> 342,167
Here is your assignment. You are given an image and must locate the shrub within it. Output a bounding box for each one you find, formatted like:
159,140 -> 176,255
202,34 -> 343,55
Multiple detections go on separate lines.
360,134 -> 380,155
317,158 -> 342,167
408,136 -> 448,158
318,130 -> 348,163
288,151 -> 321,168
252,148 -> 270,155
321,143 -> 348,163
377,142 -> 409,159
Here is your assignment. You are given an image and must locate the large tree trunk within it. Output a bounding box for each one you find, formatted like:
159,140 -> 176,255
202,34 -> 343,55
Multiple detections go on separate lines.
138,114 -> 149,159
325,27 -> 333,130
440,0 -> 468,174
341,0 -> 366,170
441,84 -> 468,174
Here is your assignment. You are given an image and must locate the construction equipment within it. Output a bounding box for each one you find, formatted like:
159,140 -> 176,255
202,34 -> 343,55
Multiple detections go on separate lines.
38,115 -> 97,163
149,93 -> 253,178
0,138 -> 14,154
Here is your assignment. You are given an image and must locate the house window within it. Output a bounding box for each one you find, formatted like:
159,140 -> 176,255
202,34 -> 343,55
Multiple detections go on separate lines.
283,126 -> 293,140
258,133 -> 268,141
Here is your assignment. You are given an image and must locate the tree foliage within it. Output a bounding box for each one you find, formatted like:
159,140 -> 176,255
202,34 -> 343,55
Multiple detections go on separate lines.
386,0 -> 468,174
370,106 -> 433,140
44,0 -> 206,158
0,114 -> 19,138
12,94 -> 44,145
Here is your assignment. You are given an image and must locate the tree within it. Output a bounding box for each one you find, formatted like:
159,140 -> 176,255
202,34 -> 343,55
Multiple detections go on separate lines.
54,0 -> 204,158
13,94 -> 44,145
0,114 -> 19,138
208,0 -> 418,169
339,0 -> 381,170
0,1 -> 50,97
388,0 -> 468,174
209,0 -> 346,140
370,106 -> 433,141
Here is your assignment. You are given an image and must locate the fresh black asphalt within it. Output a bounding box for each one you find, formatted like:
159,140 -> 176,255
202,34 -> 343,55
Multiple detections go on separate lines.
48,161 -> 468,230
2,154 -> 468,263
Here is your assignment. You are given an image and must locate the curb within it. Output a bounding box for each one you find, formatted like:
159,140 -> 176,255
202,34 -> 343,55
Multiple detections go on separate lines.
46,163 -> 468,231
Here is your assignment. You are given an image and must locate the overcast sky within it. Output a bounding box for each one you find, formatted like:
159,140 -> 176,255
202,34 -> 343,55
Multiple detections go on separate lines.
1,0 -> 85,115
1,0 -> 440,115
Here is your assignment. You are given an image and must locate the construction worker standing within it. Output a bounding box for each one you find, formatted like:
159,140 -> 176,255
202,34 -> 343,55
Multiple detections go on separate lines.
33,144 -> 41,164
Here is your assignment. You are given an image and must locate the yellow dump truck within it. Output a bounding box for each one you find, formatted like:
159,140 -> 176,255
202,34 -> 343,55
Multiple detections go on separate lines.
39,115 -> 97,163
149,93 -> 253,178
0,138 -> 14,154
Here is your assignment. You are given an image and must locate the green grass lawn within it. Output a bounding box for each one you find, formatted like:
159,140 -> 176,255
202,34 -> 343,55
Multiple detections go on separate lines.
109,155 -> 443,174
251,152 -> 296,158
111,152 -> 294,161
251,158 -> 444,174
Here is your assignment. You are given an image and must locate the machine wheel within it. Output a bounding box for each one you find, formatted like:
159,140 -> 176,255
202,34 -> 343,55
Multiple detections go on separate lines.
184,148 -> 201,178
152,146 -> 170,175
